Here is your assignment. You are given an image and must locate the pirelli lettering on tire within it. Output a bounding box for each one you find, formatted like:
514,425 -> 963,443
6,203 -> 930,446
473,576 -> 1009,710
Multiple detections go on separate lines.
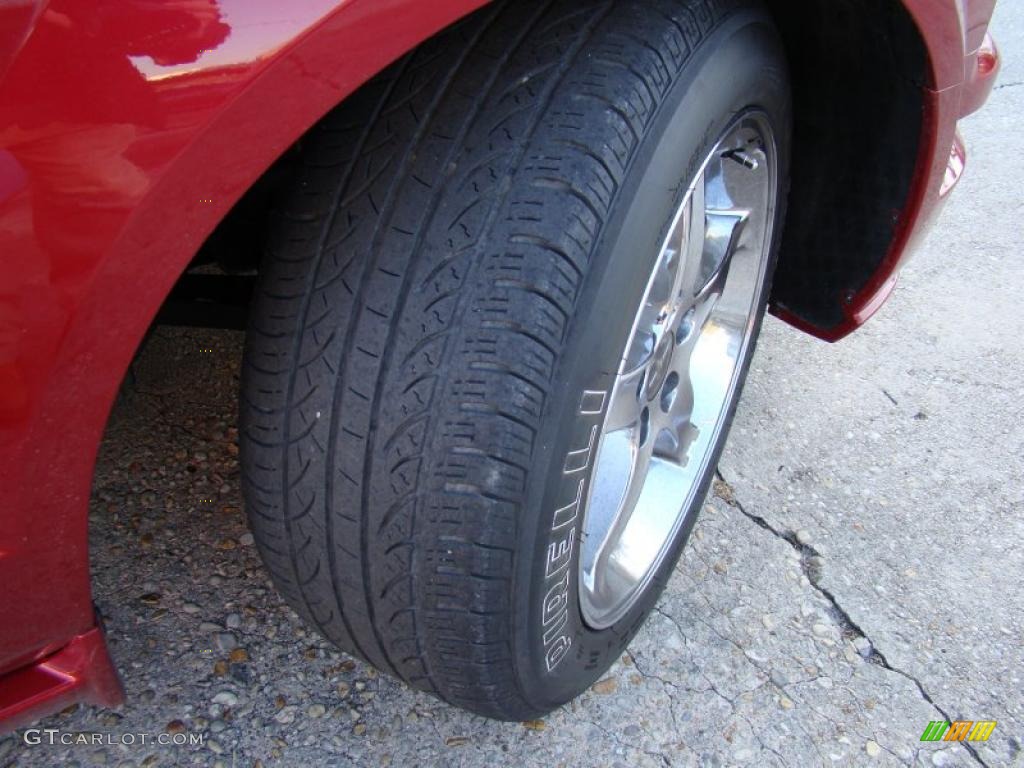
541,389 -> 606,672
240,0 -> 793,720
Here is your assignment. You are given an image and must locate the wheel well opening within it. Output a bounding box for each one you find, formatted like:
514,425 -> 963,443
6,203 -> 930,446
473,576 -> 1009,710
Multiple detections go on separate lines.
153,0 -> 932,338
762,0 -> 930,334
149,140 -> 303,331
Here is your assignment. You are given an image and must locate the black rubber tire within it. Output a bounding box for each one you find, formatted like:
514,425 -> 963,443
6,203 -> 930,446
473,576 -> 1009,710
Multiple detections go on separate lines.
241,0 -> 790,720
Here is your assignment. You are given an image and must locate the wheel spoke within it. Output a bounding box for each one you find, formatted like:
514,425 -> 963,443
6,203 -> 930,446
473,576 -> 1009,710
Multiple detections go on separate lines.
661,379 -> 698,464
676,171 -> 707,305
647,218 -> 684,308
664,287 -> 727,459
603,365 -> 646,433
659,195 -> 692,309
694,208 -> 748,299
589,433 -> 654,596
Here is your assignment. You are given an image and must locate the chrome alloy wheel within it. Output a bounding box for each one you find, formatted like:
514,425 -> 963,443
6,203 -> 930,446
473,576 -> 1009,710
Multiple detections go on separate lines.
579,113 -> 778,629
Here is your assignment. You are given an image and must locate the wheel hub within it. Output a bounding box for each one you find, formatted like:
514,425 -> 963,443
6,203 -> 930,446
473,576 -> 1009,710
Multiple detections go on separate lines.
578,113 -> 778,629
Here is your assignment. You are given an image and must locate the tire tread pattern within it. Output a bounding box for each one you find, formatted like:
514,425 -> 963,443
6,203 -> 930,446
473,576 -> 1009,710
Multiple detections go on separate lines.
242,0 -> 736,718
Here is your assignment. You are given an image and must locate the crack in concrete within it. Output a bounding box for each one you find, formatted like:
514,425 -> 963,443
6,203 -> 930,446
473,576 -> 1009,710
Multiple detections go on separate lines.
624,648 -> 683,736
645,610 -> 794,766
713,472 -> 991,768
582,710 -> 674,767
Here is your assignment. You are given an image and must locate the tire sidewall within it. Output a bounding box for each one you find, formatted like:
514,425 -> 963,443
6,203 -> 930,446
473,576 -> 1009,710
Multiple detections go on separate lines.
512,10 -> 792,713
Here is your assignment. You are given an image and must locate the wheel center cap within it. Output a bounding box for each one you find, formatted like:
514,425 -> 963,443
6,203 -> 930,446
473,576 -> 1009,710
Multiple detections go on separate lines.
644,333 -> 676,402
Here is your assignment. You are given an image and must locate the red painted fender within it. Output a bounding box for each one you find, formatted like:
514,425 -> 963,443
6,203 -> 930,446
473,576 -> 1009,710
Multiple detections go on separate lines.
0,0 -> 486,729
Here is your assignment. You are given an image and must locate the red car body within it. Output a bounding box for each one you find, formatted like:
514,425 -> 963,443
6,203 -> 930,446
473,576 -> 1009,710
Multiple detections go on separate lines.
0,0 -> 999,732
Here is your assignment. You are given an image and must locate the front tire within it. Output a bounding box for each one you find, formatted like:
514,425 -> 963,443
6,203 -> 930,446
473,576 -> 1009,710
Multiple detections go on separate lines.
241,0 -> 790,720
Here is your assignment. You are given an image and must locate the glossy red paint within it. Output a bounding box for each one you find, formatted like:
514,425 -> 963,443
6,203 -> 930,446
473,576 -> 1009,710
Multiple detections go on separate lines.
0,0 -> 999,729
0,0 -> 488,728
0,628 -> 122,734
